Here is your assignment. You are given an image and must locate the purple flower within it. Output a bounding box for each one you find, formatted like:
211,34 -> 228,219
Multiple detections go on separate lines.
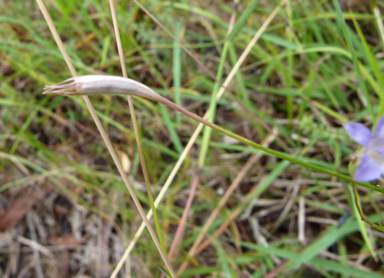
343,116 -> 384,182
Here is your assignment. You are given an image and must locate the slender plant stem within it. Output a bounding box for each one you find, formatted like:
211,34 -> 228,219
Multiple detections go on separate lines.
132,0 -> 288,151
110,1 -> 378,275
178,132 -> 276,273
177,161 -> 290,275
108,0 -> 167,254
155,95 -> 384,194
165,6 -> 237,270
35,0 -> 175,276
332,0 -> 375,121
167,170 -> 201,261
198,43 -> 230,167
351,176 -> 382,231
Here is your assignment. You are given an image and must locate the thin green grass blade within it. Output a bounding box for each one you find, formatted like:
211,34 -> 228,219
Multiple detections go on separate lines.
285,1 -> 294,128
198,42 -> 230,167
70,97 -> 180,159
227,0 -> 261,41
214,240 -> 233,278
208,122 -> 384,194
332,0 -> 375,121
162,1 -> 299,51
235,210 -> 384,277
352,17 -> 384,95
9,95 -> 51,155
305,97 -> 349,122
317,75 -> 340,109
173,22 -> 182,124
287,218 -> 365,270
347,185 -> 377,260
129,36 -> 183,157
352,15 -> 384,117
243,160 -> 290,204
160,104 -> 183,154
100,35 -> 111,66
238,242 -> 383,278
228,43 -> 266,140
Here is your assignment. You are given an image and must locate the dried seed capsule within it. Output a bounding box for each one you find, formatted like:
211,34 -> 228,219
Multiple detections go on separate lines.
44,75 -> 159,101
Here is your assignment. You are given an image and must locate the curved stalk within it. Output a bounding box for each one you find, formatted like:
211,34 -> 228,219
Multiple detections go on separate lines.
43,75 -> 384,195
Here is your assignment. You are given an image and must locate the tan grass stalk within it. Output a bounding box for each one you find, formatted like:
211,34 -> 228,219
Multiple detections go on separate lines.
177,131 -> 276,274
108,0 -> 167,255
374,7 -> 384,45
166,3 -> 238,264
132,0 -> 290,152
111,1 -> 287,276
185,174 -> 274,266
35,0 -> 175,276
167,172 -> 200,262
132,0 -> 228,93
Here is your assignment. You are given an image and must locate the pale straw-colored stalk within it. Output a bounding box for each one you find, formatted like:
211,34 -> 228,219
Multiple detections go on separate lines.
44,2 -> 287,277
132,0 -> 292,152
108,1 -> 288,276
45,76 -> 290,158
167,171 -> 200,263
177,131 -> 277,274
35,0 -> 175,276
165,3 -> 238,265
181,163 -> 290,275
108,0 -> 167,253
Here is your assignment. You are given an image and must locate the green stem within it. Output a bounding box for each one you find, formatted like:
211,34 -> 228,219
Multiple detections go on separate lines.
332,0 -> 375,122
156,95 -> 384,195
129,100 -> 167,254
350,166 -> 384,232
199,42 -> 230,167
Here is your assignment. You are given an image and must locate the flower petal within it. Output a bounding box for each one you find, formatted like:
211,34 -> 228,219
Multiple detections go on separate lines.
371,151 -> 384,171
343,122 -> 372,148
374,116 -> 384,138
368,137 -> 384,156
354,154 -> 383,182
369,116 -> 384,155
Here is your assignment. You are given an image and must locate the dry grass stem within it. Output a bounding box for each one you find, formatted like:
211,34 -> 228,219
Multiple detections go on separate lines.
108,0 -> 168,259
249,218 -> 281,264
111,1 -> 287,275
298,196 -> 306,243
177,131 -> 276,274
35,0 -> 175,276
167,172 -> 200,261
5,0 -> 369,277
132,0 -> 290,152
165,4 -> 238,266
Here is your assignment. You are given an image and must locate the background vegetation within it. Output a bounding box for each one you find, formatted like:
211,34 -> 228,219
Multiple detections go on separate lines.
1,0 -> 384,277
